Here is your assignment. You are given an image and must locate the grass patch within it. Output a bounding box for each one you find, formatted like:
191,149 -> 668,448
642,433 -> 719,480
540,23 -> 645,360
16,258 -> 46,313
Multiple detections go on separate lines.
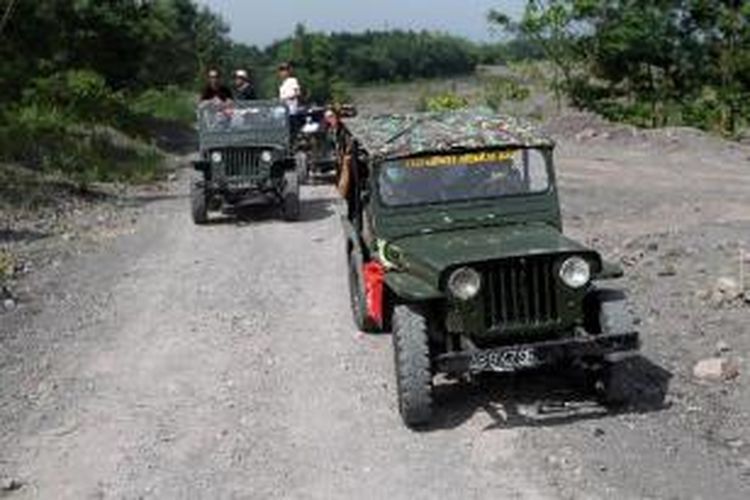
0,249 -> 15,282
0,116 -> 167,188
130,86 -> 196,125
65,126 -> 167,185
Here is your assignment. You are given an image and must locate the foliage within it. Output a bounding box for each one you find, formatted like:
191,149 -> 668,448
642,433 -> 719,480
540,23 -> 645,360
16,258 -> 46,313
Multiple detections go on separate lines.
0,1 -> 228,184
484,77 -> 532,111
0,108 -> 164,185
0,1 -> 518,186
0,249 -> 15,282
0,0 -> 231,96
23,70 -> 128,126
130,87 -> 196,125
249,27 -> 486,104
490,1 -> 750,134
490,1 -> 583,110
417,93 -> 470,112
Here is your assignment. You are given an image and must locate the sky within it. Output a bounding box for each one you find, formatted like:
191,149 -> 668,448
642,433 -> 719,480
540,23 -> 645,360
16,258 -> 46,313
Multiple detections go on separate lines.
199,0 -> 524,47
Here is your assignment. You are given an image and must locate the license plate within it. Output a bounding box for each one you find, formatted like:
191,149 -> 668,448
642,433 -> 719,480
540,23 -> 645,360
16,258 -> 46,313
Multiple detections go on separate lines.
469,347 -> 540,373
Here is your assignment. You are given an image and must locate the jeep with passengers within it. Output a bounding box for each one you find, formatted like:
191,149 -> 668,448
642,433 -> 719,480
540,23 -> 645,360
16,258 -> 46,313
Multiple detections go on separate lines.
191,100 -> 301,223
340,110 -> 639,428
295,104 -> 356,183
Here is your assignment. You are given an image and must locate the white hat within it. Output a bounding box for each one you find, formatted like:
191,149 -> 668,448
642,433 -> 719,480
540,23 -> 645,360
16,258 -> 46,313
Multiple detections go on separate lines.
234,69 -> 249,80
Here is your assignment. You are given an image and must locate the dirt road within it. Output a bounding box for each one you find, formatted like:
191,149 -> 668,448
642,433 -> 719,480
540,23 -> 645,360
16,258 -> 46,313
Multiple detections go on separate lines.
2,118 -> 750,499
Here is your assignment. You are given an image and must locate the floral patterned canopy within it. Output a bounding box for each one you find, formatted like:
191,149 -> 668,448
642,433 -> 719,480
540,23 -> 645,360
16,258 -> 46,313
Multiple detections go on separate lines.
344,109 -> 554,160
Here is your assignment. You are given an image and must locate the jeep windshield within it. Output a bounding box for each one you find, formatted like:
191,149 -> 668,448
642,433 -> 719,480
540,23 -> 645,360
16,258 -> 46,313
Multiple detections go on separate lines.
378,149 -> 550,207
198,101 -> 288,133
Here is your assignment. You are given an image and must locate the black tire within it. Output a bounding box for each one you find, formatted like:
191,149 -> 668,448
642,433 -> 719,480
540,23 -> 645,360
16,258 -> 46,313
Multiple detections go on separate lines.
596,361 -> 632,406
190,182 -> 208,225
392,305 -> 433,428
296,152 -> 309,185
591,289 -> 637,405
282,171 -> 300,221
348,252 -> 379,333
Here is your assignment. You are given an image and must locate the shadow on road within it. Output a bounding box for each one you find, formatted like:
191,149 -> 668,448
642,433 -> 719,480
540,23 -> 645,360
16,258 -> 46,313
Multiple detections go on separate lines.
0,228 -> 50,244
197,196 -> 338,226
127,193 -> 189,206
425,356 -> 672,432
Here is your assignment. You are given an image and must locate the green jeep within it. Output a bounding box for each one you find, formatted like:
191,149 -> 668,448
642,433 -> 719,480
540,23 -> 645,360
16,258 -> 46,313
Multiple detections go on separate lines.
191,100 -> 301,223
341,110 -> 639,428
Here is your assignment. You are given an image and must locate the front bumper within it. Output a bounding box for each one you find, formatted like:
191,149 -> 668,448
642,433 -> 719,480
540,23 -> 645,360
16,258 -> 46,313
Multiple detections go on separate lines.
435,331 -> 640,374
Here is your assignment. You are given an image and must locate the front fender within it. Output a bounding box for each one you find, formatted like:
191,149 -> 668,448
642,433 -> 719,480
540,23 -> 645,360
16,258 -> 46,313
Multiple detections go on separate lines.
192,160 -> 210,172
595,259 -> 624,280
385,271 -> 443,302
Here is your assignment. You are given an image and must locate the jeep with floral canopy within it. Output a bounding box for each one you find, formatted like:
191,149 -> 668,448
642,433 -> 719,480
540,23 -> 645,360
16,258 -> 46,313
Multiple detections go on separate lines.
339,109 -> 639,428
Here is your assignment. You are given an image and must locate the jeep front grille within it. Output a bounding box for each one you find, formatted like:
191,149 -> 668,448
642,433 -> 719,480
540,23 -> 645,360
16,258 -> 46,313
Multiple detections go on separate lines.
212,148 -> 268,180
482,258 -> 560,330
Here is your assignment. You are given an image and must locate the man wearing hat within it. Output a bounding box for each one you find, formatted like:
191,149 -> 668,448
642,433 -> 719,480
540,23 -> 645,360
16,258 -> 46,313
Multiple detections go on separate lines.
278,62 -> 301,113
233,69 -> 257,101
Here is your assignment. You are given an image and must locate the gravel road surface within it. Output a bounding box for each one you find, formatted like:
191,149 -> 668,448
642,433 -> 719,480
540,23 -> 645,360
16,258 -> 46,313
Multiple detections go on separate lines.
1,121 -> 750,499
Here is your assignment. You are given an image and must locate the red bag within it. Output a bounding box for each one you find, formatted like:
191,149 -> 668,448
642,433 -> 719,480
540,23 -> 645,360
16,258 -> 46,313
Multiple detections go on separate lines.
363,261 -> 385,326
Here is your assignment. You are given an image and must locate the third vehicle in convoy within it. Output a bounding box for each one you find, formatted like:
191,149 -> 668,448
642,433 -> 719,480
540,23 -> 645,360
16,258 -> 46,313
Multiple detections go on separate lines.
339,109 -> 640,428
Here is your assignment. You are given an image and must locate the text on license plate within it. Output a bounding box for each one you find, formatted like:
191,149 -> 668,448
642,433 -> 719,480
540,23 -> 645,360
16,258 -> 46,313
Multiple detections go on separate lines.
469,347 -> 540,373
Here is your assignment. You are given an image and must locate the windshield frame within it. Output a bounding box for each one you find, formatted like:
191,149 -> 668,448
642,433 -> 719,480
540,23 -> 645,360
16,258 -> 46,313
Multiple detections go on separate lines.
373,147 -> 555,210
198,100 -> 289,135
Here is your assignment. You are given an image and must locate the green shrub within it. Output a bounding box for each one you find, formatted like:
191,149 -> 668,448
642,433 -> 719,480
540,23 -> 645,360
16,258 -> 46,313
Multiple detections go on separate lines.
0,107 -> 164,184
0,250 -> 15,282
0,104 -> 69,169
417,92 -> 469,112
23,70 -> 128,126
484,77 -> 531,111
130,86 -> 196,124
330,80 -> 353,105
0,69 -> 170,185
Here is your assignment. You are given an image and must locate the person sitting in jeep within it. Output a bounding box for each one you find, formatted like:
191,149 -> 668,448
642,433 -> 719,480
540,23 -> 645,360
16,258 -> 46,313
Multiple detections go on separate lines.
278,62 -> 301,114
233,69 -> 257,101
200,68 -> 232,103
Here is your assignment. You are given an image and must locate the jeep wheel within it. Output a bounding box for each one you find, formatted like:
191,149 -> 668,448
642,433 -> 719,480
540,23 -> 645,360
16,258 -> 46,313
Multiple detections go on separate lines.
348,252 -> 379,333
593,289 -> 637,405
296,152 -> 309,185
190,182 -> 208,225
392,305 -> 433,428
282,171 -> 300,221
593,361 -> 631,406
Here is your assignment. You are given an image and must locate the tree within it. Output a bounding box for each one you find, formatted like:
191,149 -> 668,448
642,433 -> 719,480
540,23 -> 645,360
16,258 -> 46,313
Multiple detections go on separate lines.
492,0 -> 750,133
489,1 -> 584,110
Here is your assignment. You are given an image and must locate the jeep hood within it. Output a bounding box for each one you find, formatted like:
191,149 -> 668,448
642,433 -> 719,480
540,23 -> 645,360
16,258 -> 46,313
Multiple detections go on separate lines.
387,223 -> 601,290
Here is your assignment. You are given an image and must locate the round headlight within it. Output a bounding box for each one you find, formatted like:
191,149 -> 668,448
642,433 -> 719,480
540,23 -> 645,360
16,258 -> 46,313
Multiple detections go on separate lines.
559,256 -> 591,288
260,150 -> 273,164
447,267 -> 481,301
211,151 -> 223,163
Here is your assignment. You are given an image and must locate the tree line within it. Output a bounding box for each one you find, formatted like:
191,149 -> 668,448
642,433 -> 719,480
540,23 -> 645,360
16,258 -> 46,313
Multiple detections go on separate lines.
491,0 -> 750,135
0,1 -> 516,183
0,1 -> 517,106
221,25 -> 528,104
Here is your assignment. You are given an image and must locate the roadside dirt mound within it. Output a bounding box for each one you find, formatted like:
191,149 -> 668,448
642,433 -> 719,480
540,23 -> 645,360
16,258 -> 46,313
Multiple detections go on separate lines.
545,111 -> 750,159
0,163 -> 176,313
